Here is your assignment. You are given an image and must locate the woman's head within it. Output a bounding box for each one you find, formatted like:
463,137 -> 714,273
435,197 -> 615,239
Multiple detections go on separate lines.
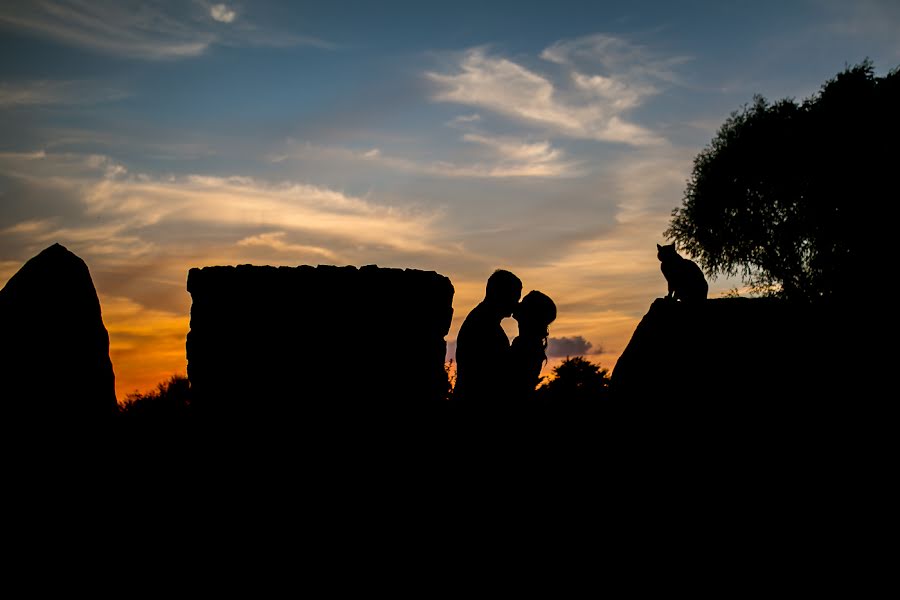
514,290 -> 557,336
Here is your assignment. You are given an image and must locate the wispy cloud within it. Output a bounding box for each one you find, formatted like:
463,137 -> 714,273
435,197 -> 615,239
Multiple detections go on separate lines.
272,134 -> 582,179
0,150 -> 47,160
209,4 -> 236,24
2,218 -> 57,235
0,1 -> 211,59
456,133 -> 582,177
0,1 -> 332,60
0,149 -> 447,260
447,113 -> 482,126
79,175 -> 442,255
609,150 -> 694,226
0,80 -> 128,107
540,33 -> 689,85
426,37 -> 683,146
236,232 -> 337,260
819,0 -> 900,59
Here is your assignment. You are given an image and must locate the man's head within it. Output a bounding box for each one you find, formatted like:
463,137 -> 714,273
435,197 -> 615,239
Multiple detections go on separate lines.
485,269 -> 522,317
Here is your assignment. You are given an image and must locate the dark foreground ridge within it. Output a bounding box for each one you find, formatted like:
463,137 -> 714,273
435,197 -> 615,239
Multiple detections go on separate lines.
0,243 -> 117,417
187,264 -> 454,417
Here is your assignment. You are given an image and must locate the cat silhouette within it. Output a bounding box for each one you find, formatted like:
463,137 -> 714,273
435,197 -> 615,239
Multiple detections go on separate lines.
657,243 -> 708,301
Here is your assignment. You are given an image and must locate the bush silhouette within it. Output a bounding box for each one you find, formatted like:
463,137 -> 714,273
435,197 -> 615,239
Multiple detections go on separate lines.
536,356 -> 610,403
666,60 -> 899,301
118,375 -> 191,419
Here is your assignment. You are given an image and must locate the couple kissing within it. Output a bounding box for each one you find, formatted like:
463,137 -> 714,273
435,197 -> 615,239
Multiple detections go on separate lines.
454,269 -> 556,404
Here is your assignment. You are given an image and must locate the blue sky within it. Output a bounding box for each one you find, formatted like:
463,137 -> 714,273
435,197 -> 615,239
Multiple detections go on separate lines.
2,0 -> 898,396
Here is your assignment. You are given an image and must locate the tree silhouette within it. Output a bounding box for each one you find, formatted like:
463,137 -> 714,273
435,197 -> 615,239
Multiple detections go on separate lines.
536,356 -> 610,403
666,61 -> 899,301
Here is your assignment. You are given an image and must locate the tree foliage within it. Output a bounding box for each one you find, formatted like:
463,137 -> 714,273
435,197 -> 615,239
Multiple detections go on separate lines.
666,61 -> 899,301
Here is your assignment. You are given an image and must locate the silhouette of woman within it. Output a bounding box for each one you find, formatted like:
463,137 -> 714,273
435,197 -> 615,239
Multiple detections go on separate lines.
509,291 -> 556,403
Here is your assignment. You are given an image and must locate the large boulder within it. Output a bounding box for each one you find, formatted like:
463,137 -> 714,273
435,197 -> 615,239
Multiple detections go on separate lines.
186,264 -> 454,418
610,297 -> 845,404
0,243 -> 117,418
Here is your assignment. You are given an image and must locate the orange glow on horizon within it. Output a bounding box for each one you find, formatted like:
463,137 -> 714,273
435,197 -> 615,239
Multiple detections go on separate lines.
101,295 -> 190,401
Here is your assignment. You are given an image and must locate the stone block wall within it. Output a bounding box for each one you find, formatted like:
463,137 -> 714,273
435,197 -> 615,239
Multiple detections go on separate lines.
186,264 -> 454,416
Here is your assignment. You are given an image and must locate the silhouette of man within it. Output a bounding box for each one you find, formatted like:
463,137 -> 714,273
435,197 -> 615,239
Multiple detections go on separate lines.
454,269 -> 522,404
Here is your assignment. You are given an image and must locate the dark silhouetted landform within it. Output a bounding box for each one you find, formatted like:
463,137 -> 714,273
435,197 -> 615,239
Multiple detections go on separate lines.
0,243 -> 117,418
610,297 -> 850,403
187,264 -> 454,418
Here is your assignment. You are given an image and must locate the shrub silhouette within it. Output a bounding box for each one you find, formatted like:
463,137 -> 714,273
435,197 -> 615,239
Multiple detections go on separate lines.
118,375 -> 191,419
443,359 -> 456,401
536,356 -> 610,403
666,60 -> 899,301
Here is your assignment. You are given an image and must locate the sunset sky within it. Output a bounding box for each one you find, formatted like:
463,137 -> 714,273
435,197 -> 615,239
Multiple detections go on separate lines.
2,0 -> 898,399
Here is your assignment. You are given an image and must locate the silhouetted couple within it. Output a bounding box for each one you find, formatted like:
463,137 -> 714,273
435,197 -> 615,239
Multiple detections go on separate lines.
454,270 -> 556,405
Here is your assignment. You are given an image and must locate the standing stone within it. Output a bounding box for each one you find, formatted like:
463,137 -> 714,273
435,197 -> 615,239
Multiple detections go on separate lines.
610,297 -> 830,403
0,243 -> 117,418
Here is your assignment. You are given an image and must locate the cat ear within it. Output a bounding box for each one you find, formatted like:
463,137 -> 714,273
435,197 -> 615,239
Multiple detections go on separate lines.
656,244 -> 662,250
